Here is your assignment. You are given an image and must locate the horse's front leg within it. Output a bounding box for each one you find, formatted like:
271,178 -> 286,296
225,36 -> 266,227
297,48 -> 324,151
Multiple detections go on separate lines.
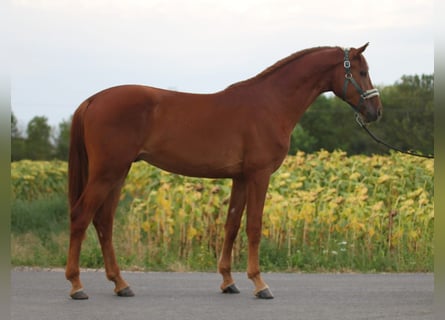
218,178 -> 247,293
245,171 -> 274,299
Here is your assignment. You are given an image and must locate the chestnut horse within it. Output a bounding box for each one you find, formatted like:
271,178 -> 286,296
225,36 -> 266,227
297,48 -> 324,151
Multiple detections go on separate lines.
66,44 -> 382,300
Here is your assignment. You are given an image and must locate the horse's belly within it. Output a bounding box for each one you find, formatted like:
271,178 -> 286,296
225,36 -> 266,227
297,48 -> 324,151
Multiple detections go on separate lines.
137,147 -> 243,179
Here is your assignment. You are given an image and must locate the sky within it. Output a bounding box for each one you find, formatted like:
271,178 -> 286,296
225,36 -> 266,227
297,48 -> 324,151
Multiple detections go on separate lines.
10,0 -> 434,128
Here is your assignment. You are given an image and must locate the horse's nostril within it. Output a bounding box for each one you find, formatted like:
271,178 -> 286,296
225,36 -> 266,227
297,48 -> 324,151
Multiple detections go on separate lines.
377,108 -> 382,118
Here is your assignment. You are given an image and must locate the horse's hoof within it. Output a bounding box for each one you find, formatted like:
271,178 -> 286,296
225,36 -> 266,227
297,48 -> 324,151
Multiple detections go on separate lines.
255,287 -> 274,299
70,290 -> 89,300
222,283 -> 240,294
117,286 -> 135,297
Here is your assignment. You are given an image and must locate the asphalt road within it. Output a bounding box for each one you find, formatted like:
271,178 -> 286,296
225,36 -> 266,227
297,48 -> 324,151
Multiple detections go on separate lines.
11,269 -> 434,320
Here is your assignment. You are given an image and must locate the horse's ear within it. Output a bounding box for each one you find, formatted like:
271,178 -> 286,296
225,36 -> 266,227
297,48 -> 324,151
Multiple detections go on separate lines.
350,43 -> 369,58
357,42 -> 369,54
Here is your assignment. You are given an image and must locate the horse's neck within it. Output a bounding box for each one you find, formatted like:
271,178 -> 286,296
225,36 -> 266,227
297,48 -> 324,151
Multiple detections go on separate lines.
268,47 -> 339,99
259,47 -> 341,133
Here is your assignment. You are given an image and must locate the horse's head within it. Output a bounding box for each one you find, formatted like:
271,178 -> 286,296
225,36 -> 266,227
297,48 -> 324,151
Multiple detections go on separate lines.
332,43 -> 382,124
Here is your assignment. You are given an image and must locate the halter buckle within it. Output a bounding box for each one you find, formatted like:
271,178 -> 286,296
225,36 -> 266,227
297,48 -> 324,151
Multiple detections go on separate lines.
355,113 -> 365,127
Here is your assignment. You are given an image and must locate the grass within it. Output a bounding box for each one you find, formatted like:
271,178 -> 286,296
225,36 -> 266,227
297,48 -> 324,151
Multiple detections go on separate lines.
11,194 -> 68,237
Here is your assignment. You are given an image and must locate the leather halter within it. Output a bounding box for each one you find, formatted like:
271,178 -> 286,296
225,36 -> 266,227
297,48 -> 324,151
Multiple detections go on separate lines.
342,48 -> 379,113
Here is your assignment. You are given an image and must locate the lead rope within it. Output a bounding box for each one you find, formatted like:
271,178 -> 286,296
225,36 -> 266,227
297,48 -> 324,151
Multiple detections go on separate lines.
355,114 -> 434,159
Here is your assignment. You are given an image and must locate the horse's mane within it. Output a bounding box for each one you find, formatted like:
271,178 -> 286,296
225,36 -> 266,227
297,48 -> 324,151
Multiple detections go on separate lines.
227,46 -> 335,89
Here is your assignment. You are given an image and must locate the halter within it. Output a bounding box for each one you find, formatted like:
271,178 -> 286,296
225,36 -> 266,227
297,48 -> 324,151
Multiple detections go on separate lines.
342,48 -> 380,113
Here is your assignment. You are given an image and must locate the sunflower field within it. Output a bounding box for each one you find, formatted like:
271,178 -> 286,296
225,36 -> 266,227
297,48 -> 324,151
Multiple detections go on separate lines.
11,150 -> 434,272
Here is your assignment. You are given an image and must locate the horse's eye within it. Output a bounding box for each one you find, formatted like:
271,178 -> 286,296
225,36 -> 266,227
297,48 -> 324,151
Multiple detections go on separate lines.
360,71 -> 368,77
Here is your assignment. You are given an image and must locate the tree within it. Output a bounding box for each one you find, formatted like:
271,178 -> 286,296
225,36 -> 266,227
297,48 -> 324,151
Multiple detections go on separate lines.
295,94 -> 363,154
11,112 -> 26,161
376,74 -> 434,156
54,117 -> 71,161
25,116 -> 54,160
288,124 -> 317,154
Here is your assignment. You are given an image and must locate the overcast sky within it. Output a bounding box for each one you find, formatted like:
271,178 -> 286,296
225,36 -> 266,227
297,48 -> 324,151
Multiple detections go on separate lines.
11,0 -> 434,128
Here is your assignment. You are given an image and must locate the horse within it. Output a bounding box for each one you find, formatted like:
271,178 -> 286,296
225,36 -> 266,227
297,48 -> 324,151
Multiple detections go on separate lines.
65,43 -> 382,300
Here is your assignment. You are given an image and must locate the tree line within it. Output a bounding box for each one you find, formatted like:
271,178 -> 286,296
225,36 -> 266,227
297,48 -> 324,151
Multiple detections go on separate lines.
11,74 -> 433,161
291,74 -> 433,156
11,115 -> 70,161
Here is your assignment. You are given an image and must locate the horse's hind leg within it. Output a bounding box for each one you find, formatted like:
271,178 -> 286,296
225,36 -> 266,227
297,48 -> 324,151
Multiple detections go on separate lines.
66,167 -> 129,299
66,196 -> 96,300
218,178 -> 246,294
93,177 -> 134,297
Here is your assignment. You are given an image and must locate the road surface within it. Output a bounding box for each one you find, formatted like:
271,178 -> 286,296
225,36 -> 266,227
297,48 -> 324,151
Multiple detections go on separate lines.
11,269 -> 433,320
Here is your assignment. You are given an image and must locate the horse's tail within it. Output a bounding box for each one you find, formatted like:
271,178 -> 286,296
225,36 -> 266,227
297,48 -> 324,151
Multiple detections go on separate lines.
68,99 -> 90,212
